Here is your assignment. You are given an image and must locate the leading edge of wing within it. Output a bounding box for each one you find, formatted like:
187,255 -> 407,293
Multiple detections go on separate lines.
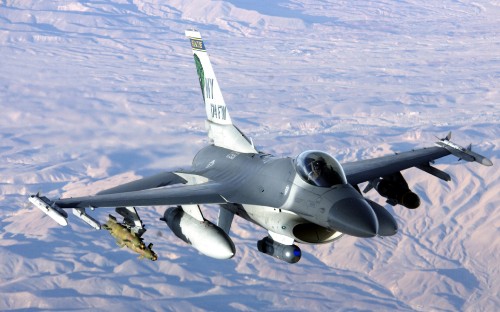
343,146 -> 450,185
55,182 -> 227,209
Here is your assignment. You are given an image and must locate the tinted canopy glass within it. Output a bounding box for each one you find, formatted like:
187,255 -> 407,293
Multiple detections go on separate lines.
295,151 -> 347,187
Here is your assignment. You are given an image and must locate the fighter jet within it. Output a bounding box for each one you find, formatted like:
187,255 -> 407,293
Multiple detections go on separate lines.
28,30 -> 493,264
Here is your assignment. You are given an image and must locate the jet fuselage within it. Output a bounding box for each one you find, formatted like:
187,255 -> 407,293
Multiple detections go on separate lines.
189,145 -> 384,238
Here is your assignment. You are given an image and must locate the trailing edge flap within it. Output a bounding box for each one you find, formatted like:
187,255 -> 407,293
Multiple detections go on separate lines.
55,182 -> 227,209
185,29 -> 256,154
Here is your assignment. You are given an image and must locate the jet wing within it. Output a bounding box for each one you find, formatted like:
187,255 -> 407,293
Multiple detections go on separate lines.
343,146 -> 450,185
55,182 -> 227,209
96,172 -> 187,195
343,134 -> 492,185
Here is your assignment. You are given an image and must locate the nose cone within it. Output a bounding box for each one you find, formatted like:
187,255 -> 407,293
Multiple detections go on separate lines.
366,198 -> 398,236
328,197 -> 379,237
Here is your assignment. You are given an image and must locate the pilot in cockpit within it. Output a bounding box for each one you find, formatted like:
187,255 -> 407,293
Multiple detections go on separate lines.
297,151 -> 346,188
307,158 -> 328,184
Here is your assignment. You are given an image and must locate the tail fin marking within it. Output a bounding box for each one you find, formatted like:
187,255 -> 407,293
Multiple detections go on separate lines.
185,30 -> 256,153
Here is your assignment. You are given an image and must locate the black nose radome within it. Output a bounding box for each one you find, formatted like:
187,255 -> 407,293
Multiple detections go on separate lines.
365,198 -> 398,236
328,197 -> 379,237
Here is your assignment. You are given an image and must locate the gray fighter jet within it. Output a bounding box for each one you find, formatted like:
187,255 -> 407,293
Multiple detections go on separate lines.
28,30 -> 493,264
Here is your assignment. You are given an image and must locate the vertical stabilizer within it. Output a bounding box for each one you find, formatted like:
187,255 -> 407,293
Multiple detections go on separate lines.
185,30 -> 256,153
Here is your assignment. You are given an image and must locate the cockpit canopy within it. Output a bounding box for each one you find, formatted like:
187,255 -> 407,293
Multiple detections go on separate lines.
295,150 -> 347,187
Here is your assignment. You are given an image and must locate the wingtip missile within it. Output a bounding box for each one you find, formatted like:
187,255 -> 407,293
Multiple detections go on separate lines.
471,152 -> 493,166
435,134 -> 493,166
28,194 -> 68,226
